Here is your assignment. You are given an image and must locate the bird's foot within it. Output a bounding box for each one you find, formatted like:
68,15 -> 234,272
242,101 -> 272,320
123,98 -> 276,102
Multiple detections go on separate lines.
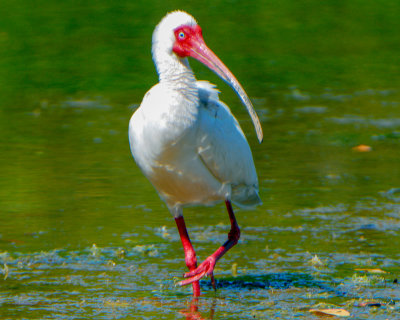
178,256 -> 217,287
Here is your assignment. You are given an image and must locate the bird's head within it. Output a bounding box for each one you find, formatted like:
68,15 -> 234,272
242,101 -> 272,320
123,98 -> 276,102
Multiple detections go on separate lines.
151,11 -> 197,65
152,11 -> 263,143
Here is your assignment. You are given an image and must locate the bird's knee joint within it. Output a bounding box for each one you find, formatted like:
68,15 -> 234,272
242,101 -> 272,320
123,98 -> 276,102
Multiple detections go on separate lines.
185,251 -> 197,270
228,225 -> 240,244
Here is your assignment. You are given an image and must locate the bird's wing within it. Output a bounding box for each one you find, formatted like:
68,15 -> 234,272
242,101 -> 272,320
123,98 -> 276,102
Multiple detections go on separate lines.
196,81 -> 261,206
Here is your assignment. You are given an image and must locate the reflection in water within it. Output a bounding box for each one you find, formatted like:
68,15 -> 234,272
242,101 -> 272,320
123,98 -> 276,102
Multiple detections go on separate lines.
179,297 -> 216,320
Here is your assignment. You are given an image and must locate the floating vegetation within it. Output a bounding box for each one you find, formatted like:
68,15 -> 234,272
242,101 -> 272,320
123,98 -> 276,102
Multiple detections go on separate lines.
2,263 -> 8,280
354,268 -> 387,274
352,144 -> 372,152
309,308 -> 350,317
131,244 -> 160,257
309,255 -> 324,267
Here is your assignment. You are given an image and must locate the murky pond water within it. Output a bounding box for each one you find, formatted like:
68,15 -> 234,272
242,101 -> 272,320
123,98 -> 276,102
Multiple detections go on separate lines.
1,1 -> 399,319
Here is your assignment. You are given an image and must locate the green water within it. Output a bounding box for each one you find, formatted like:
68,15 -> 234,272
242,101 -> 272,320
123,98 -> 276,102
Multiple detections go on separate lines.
1,0 -> 399,319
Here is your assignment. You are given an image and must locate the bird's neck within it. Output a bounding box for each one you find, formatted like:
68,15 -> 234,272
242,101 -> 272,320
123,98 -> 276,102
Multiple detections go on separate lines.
154,52 -> 197,87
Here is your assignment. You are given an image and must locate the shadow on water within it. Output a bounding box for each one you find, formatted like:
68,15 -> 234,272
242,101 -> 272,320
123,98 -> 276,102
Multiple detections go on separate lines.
179,273 -> 342,320
210,273 -> 333,291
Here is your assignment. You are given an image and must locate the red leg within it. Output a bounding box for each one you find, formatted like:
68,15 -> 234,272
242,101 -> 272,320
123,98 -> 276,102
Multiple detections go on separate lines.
179,200 -> 240,286
175,216 -> 201,297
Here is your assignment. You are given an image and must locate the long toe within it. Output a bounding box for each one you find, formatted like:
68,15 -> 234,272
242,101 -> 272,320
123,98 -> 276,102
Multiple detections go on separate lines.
179,256 -> 217,286
184,262 -> 208,278
179,269 -> 208,286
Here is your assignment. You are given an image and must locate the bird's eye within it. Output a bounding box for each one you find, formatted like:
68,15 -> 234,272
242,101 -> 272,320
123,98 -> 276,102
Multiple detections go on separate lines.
178,32 -> 185,39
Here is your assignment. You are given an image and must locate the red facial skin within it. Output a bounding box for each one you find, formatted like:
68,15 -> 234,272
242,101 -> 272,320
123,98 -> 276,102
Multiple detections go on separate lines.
171,24 -> 231,84
172,25 -> 203,58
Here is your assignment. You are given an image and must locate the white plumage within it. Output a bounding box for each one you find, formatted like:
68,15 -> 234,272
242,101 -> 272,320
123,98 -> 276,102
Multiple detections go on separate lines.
129,11 -> 260,217
129,79 -> 260,216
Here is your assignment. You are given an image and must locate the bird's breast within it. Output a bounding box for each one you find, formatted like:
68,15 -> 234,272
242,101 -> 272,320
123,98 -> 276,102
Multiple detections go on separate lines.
129,83 -> 199,175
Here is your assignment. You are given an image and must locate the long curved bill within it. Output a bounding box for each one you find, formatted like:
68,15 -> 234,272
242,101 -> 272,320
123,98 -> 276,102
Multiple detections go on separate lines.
189,34 -> 263,143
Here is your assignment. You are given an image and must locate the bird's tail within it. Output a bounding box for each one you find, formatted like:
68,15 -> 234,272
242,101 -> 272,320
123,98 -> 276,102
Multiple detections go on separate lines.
231,184 -> 262,208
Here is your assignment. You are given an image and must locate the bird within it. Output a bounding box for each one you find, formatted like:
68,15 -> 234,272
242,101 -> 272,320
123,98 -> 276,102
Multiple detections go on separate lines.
128,10 -> 263,297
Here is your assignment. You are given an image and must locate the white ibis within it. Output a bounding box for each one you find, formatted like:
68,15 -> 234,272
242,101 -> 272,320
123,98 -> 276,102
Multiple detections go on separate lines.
129,11 -> 263,296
